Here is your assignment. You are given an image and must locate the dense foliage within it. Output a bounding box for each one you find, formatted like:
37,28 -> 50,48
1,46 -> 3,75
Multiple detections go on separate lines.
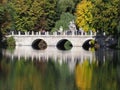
91,0 -> 119,35
0,0 -> 120,34
0,0 -> 119,35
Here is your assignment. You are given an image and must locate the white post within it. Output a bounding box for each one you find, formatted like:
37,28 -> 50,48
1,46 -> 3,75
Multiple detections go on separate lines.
11,31 -> 14,35
81,31 -> 83,36
90,31 -> 93,36
39,31 -> 41,35
63,31 -> 65,35
94,32 -> 96,36
44,32 -> 46,35
25,32 -> 27,35
32,31 -> 34,35
36,32 -> 38,35
18,31 -> 21,35
103,32 -> 106,36
72,31 -> 74,36
27,32 -> 30,35
54,32 -> 57,36
46,31 -> 49,36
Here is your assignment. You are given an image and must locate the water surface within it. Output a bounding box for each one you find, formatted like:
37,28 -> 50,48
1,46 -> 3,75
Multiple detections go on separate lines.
0,46 -> 120,90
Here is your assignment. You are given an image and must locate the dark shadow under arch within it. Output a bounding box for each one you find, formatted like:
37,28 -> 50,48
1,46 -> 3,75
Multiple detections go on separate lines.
82,39 -> 95,50
32,39 -> 47,50
56,39 -> 73,50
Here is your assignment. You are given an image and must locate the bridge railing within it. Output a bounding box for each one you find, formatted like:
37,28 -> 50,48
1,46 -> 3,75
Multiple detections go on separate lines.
9,30 -> 96,36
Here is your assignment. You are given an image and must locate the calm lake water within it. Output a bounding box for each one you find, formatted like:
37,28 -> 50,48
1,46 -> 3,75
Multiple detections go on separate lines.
0,46 -> 120,90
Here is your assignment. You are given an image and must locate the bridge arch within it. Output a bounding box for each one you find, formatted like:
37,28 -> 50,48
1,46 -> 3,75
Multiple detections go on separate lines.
32,39 -> 47,50
82,39 -> 95,50
56,39 -> 73,50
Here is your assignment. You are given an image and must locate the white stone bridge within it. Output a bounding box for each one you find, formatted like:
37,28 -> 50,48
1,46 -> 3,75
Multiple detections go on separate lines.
7,31 -> 96,47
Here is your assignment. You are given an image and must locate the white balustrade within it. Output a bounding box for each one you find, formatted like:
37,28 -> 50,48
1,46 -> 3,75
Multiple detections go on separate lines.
9,30 -> 96,37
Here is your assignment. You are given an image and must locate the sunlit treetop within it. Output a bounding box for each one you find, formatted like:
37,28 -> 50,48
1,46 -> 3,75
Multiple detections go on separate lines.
75,0 -> 95,32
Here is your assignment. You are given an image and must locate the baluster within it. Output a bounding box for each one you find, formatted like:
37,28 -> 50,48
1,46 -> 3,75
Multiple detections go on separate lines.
63,31 -> 65,35
72,31 -> 74,36
90,31 -> 92,35
39,31 -> 41,35
27,32 -> 30,35
25,32 -> 27,35
18,31 -> 21,35
36,32 -> 38,35
46,31 -> 49,36
81,31 -> 83,35
11,31 -> 14,35
32,31 -> 34,35
94,32 -> 96,36
54,32 -> 57,36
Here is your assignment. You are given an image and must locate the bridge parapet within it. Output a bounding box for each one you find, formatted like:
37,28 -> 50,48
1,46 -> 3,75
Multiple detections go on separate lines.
10,30 -> 96,36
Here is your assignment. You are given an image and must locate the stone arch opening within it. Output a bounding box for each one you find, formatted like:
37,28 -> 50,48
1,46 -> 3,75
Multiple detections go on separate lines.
56,39 -> 73,50
82,39 -> 97,50
32,39 -> 47,50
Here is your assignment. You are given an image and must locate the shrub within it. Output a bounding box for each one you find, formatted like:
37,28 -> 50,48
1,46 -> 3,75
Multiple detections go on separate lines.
6,36 -> 15,46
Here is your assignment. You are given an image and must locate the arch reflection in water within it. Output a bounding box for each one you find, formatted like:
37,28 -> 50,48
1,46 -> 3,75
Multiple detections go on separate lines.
2,46 -> 95,72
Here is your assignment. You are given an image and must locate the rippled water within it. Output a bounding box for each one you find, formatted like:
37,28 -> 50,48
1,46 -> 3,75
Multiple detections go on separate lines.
0,46 -> 120,90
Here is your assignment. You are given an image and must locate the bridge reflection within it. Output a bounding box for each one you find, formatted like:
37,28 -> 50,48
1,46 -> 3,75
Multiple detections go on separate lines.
2,46 -> 95,72
3,46 -> 94,61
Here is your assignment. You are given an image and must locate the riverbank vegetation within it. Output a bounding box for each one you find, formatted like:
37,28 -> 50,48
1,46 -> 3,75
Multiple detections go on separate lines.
0,0 -> 120,47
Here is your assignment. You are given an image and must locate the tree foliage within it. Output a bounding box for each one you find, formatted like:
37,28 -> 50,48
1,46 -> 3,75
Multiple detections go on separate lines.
91,0 -> 119,35
0,0 -> 119,36
57,0 -> 75,13
0,0 -> 57,32
52,12 -> 75,32
75,0 -> 94,32
7,0 -> 44,32
38,0 -> 57,31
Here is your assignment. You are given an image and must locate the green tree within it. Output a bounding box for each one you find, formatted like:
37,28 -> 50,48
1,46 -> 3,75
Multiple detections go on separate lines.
0,4 -> 10,45
91,0 -> 119,35
35,0 -> 57,31
7,0 -> 44,32
57,0 -> 75,13
52,12 -> 75,32
0,4 -> 5,40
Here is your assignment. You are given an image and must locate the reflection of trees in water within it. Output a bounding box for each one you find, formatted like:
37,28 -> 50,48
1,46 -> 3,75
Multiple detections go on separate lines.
0,57 -> 77,90
0,48 -> 2,60
91,60 -> 118,90
75,52 -> 119,90
95,48 -> 118,67
94,48 -> 119,90
117,50 -> 120,89
75,60 -> 92,90
0,49 -> 120,90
